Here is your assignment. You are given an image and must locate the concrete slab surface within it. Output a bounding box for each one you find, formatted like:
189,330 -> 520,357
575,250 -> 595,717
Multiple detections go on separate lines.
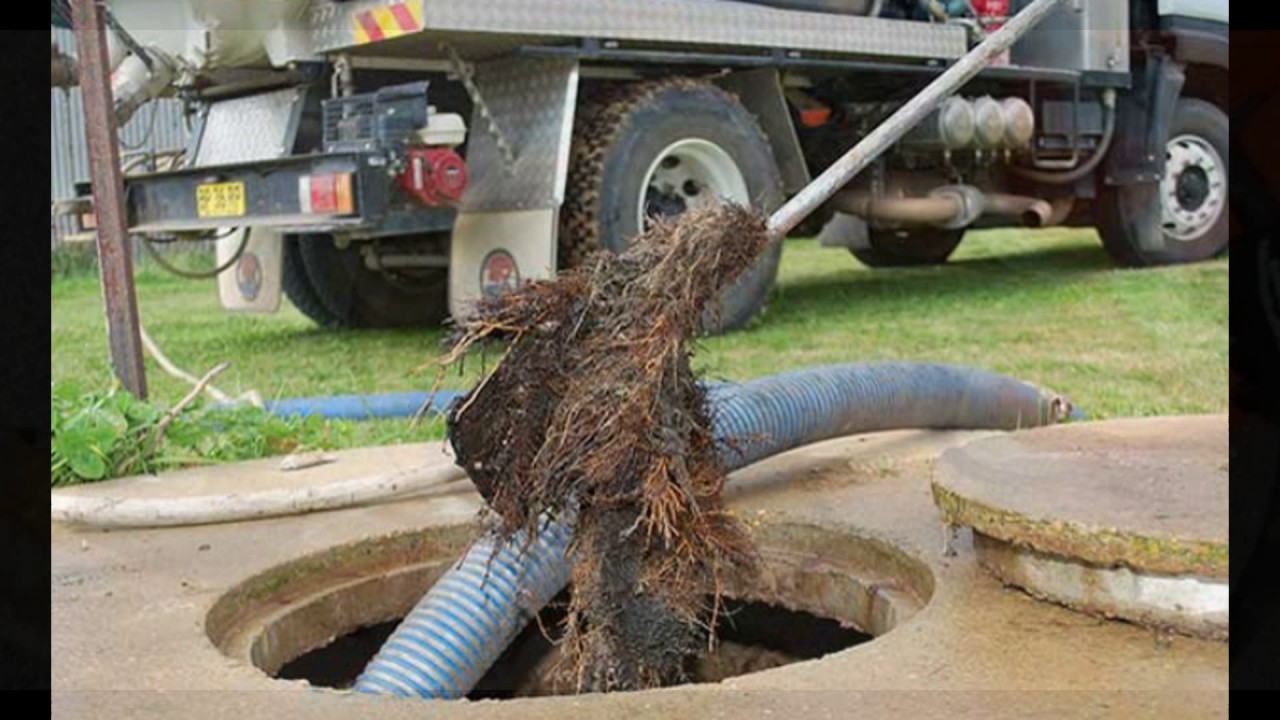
52,427 -> 1227,719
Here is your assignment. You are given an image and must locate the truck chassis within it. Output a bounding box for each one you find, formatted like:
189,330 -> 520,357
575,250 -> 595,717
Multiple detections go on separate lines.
105,0 -> 1229,330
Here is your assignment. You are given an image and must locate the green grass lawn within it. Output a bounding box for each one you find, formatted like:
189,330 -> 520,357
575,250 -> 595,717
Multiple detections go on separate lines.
51,227 -> 1228,450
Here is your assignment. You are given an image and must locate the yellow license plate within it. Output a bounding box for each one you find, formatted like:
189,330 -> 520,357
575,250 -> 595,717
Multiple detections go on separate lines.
196,181 -> 246,218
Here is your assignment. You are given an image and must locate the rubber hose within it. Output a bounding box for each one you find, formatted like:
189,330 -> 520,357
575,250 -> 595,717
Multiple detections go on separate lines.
353,362 -> 1070,698
141,228 -> 250,280
50,393 -> 473,529
264,391 -> 466,421
51,367 -> 1078,529
1009,90 -> 1117,186
707,363 -> 1067,468
50,464 -> 470,529
353,515 -> 575,698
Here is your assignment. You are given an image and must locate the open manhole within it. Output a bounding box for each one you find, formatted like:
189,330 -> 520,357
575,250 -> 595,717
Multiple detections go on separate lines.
274,590 -> 868,697
207,521 -> 933,697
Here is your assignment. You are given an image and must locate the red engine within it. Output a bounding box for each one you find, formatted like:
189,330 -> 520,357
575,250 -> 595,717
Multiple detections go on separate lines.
972,0 -> 1009,31
396,147 -> 468,206
972,0 -> 1010,65
972,0 -> 1009,23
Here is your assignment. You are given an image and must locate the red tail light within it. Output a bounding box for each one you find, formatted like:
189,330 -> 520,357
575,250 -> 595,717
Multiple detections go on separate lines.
298,172 -> 355,215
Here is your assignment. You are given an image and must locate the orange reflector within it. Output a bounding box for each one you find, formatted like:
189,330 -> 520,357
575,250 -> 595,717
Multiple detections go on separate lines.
799,107 -> 832,128
334,172 -> 354,215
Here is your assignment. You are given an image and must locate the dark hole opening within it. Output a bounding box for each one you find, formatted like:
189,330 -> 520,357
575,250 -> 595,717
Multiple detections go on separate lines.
276,589 -> 871,697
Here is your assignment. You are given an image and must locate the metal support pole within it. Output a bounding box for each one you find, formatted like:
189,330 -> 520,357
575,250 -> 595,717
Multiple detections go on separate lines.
766,0 -> 1066,240
72,0 -> 148,398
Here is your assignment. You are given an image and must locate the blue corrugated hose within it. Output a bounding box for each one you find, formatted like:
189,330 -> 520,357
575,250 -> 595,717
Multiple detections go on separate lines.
351,514 -> 575,698
263,391 -> 465,421
308,363 -> 1070,699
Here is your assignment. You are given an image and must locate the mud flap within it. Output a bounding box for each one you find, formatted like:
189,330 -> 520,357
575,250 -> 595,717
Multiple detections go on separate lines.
448,56 -> 579,319
198,87 -> 302,314
1104,54 -> 1186,254
449,210 -> 558,315
217,228 -> 283,313
715,67 -> 811,195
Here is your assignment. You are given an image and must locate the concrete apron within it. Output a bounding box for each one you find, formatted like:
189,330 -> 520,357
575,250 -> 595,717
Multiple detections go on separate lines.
52,428 -> 1227,720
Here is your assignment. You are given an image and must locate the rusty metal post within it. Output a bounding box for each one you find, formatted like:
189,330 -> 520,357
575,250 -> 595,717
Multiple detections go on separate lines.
71,0 -> 148,398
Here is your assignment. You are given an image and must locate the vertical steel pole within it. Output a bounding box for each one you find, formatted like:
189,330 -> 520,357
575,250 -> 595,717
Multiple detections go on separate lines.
71,0 -> 148,398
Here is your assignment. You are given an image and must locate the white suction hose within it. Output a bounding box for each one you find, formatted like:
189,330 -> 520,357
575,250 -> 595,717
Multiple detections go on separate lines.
51,463 -> 469,529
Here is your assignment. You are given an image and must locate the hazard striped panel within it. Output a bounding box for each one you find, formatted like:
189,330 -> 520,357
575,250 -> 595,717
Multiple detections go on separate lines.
352,1 -> 424,45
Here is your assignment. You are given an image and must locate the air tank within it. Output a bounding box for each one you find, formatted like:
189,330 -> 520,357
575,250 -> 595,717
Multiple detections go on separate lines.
999,97 -> 1036,149
900,96 -> 976,151
971,96 -> 1006,150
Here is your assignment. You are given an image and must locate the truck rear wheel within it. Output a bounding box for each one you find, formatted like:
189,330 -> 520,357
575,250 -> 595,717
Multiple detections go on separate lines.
1096,98 -> 1229,266
849,228 -> 964,268
288,233 -> 450,329
561,79 -> 785,333
282,236 -> 341,327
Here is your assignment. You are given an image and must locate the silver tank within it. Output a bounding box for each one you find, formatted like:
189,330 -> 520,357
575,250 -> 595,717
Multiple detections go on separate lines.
107,0 -> 313,71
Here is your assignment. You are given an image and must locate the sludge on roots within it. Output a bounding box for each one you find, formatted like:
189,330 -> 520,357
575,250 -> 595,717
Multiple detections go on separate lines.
441,204 -> 773,692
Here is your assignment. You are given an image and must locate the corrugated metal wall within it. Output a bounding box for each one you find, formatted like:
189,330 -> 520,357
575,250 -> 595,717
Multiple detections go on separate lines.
50,27 -> 191,248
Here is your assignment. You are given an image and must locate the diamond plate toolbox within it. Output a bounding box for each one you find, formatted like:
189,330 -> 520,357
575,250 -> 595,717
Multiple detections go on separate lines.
459,56 -> 580,213
192,87 -> 306,168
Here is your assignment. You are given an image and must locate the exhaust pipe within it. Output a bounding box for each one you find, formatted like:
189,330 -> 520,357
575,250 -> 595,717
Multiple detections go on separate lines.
111,51 -> 176,127
833,191 -> 964,226
983,193 -> 1054,228
832,186 -> 1062,229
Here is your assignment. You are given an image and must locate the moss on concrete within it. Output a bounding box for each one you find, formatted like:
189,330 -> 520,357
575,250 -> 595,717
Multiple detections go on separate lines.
931,482 -> 1228,578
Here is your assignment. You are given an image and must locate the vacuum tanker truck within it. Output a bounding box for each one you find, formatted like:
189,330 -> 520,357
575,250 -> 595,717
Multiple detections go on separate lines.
51,0 -> 1229,331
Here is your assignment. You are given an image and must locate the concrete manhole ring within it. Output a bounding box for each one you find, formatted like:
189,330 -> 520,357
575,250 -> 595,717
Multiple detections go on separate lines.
205,520 -> 935,698
52,431 -> 1229,718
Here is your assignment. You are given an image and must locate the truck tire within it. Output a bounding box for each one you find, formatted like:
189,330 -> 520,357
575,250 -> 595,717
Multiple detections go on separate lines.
561,79 -> 785,333
295,233 -> 451,329
282,236 -> 341,327
1096,98 -> 1229,266
849,228 -> 964,268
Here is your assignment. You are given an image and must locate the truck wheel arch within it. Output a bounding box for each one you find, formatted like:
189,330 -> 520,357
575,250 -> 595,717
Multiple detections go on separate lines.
560,78 -> 785,333
714,68 -> 812,196
1160,15 -> 1228,72
1159,13 -> 1228,108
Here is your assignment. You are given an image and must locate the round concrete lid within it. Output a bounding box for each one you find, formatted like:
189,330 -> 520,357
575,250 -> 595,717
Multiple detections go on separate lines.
932,415 -> 1228,578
